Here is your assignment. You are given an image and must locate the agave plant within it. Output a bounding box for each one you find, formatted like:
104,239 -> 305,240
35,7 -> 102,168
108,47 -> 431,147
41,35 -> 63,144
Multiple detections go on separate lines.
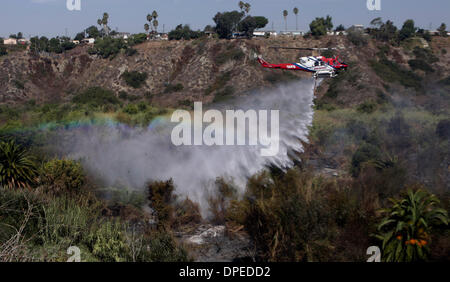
0,140 -> 37,189
376,189 -> 448,262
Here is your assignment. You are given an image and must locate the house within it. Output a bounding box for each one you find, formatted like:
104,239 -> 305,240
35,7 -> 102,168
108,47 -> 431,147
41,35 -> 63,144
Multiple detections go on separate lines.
81,38 -> 95,44
350,25 -> 365,32
280,31 -> 304,36
253,30 -> 278,37
17,38 -> 29,45
72,40 -> 80,45
112,32 -> 130,40
3,38 -> 17,45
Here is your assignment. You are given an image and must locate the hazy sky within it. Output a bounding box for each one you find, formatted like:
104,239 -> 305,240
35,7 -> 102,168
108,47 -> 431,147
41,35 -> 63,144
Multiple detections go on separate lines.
1,0 -> 449,38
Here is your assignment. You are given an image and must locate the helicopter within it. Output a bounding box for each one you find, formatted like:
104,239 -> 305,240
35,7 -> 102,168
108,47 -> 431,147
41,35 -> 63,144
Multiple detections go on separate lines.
257,47 -> 348,78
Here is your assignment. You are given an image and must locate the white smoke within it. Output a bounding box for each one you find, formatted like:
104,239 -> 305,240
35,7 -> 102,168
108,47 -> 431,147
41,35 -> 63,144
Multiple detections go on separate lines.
55,79 -> 315,209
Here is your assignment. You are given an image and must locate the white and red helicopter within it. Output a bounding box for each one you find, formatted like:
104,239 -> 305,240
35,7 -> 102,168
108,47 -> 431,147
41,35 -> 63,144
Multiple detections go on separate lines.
257,47 -> 348,78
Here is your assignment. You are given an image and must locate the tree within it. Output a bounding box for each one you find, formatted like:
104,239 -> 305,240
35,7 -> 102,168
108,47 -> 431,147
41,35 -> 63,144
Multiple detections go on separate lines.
238,1 -> 251,15
98,12 -> 109,37
168,25 -> 203,40
238,16 -> 257,38
86,26 -> 100,38
213,11 -> 245,39
376,189 -> 448,262
74,32 -> 85,41
335,24 -> 345,32
437,23 -> 447,37
0,140 -> 37,189
283,10 -> 288,31
370,17 -> 383,28
253,16 -> 269,29
309,17 -> 329,36
293,7 -> 299,31
151,10 -> 159,32
144,23 -> 150,34
399,19 -> 416,41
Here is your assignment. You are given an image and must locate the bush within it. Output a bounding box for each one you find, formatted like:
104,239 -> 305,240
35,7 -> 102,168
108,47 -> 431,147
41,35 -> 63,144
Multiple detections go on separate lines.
73,87 -> 120,107
168,25 -> 204,40
408,59 -> 434,73
375,189 -> 448,262
121,71 -> 148,89
39,159 -> 85,196
147,179 -> 175,227
436,119 -> 450,140
351,143 -> 382,176
0,140 -> 37,189
357,101 -> 377,114
123,104 -> 139,115
90,37 -> 128,59
87,220 -> 128,262
164,83 -> 184,93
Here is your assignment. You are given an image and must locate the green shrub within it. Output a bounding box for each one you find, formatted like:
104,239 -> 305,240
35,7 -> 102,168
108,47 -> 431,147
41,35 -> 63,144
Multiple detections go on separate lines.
90,37 -> 127,59
39,196 -> 97,246
357,101 -> 377,114
0,140 -> 37,189
73,87 -> 120,107
375,189 -> 448,262
370,59 -> 422,90
408,59 -> 434,73
351,143 -> 382,176
121,71 -> 148,89
39,159 -> 85,196
87,220 -> 128,262
123,104 -> 139,115
164,83 -> 184,93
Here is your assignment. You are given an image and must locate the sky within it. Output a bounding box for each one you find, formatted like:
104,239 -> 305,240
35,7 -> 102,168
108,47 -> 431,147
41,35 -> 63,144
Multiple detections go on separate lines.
1,0 -> 449,38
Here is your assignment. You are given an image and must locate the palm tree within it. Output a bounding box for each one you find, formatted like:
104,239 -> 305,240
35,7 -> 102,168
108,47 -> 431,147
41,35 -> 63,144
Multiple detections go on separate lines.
293,7 -> 299,31
0,140 -> 37,189
376,189 -> 448,262
238,1 -> 245,12
102,12 -> 109,36
244,3 -> 251,15
283,10 -> 288,31
153,19 -> 159,33
144,23 -> 150,35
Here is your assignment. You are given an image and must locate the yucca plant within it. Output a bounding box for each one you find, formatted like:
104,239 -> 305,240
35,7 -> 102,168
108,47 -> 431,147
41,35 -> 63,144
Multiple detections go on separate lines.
0,140 -> 37,189
375,189 -> 448,262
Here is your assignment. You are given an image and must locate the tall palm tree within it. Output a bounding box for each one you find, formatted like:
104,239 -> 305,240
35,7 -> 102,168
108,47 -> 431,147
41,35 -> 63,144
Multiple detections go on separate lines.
144,23 -> 150,34
238,1 -> 245,12
283,10 -> 288,31
0,140 -> 37,189
102,12 -> 109,36
244,3 -> 251,15
376,189 -> 448,262
151,11 -> 158,32
293,7 -> 299,31
153,19 -> 159,33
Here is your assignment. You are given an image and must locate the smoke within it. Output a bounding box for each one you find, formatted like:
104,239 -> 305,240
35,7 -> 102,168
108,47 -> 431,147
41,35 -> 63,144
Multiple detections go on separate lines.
54,79 -> 316,209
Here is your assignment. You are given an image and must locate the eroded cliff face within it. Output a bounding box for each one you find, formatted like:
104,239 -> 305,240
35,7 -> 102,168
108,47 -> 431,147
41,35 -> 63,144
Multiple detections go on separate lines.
0,36 -> 449,107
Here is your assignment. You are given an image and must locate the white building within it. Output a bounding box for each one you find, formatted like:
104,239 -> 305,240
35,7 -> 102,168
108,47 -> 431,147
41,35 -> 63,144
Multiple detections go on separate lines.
81,38 -> 95,44
280,31 -> 304,36
253,30 -> 278,37
3,38 -> 17,45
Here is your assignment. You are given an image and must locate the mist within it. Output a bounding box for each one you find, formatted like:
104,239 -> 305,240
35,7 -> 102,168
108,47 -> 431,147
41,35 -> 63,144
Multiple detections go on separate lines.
53,79 -> 316,209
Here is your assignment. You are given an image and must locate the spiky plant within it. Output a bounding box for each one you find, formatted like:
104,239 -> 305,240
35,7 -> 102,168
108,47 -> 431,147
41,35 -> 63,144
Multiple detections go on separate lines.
376,189 -> 448,262
0,140 -> 37,189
